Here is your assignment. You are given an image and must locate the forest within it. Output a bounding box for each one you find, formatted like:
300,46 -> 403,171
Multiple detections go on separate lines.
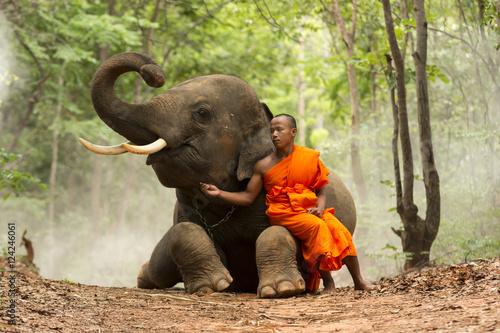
0,0 -> 499,289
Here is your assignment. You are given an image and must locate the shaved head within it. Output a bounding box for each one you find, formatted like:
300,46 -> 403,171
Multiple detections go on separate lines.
273,114 -> 297,129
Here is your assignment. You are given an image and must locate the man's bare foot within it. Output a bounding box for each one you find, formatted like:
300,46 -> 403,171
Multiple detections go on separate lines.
319,270 -> 336,294
354,279 -> 375,291
321,282 -> 336,294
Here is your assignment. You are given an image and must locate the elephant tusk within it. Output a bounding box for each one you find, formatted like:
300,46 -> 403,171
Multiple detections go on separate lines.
79,138 -> 130,155
121,138 -> 167,155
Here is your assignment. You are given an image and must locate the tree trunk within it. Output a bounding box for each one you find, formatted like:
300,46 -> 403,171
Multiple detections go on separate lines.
113,0 -> 161,232
413,0 -> 441,266
134,0 -> 162,103
382,0 -> 422,271
48,76 -> 64,223
114,155 -> 137,232
371,63 -> 383,198
322,0 -> 368,204
8,74 -> 50,152
383,0 -> 441,270
297,33 -> 306,145
90,13 -> 115,230
314,115 -> 325,151
102,157 -> 114,220
90,145 -> 104,229
385,55 -> 402,213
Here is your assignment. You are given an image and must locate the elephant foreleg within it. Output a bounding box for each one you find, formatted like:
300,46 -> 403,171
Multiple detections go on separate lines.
169,222 -> 233,294
137,228 -> 182,289
256,226 -> 305,298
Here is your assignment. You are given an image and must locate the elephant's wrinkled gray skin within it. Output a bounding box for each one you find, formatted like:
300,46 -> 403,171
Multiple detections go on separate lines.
88,52 -> 357,298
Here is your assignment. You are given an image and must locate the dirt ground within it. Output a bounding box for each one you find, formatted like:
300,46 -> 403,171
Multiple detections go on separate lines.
1,257 -> 499,332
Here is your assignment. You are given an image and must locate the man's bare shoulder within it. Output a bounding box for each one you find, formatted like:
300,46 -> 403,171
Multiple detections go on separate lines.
254,152 -> 277,175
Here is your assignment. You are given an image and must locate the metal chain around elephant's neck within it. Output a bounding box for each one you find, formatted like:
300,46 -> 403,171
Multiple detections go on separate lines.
196,204 -> 237,240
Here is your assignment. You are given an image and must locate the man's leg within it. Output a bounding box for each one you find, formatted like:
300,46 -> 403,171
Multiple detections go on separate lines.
319,269 -> 335,293
342,255 -> 375,290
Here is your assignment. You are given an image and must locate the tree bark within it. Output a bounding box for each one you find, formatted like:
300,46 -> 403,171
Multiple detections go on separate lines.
314,115 -> 325,151
8,31 -> 50,152
8,74 -> 49,152
90,0 -> 116,230
114,155 -> 138,232
382,0 -> 424,270
297,33 -> 306,145
370,62 -> 384,197
114,0 -> 161,232
134,0 -> 162,103
381,0 -> 416,214
413,0 -> 441,266
48,76 -> 64,223
383,0 -> 441,270
102,157 -> 114,220
385,55 -> 402,213
322,0 -> 368,204
90,144 -> 104,229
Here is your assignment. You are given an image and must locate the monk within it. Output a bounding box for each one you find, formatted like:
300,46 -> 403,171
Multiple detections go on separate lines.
201,114 -> 374,293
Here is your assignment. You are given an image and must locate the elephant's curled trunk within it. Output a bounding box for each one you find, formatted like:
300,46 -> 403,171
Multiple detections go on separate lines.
91,52 -> 166,145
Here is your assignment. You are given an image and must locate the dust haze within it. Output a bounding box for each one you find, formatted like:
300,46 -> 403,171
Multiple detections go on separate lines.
0,13 -> 15,110
1,12 -> 499,291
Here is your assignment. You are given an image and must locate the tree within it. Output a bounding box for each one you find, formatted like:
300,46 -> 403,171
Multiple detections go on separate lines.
320,0 -> 368,205
382,0 -> 441,270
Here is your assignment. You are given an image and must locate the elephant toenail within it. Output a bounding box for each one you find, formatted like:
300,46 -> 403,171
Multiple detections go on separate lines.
277,281 -> 295,294
216,279 -> 230,291
259,286 -> 277,298
197,286 -> 215,294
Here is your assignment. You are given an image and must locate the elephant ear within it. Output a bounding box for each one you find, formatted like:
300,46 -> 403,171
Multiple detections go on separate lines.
237,103 -> 275,181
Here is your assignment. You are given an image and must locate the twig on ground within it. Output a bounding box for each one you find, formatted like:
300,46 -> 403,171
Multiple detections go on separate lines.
146,293 -> 238,307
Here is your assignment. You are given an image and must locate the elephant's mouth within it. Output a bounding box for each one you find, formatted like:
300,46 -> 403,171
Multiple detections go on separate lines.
146,138 -> 197,165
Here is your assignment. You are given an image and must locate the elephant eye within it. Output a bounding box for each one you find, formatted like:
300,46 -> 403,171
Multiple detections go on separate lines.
193,108 -> 212,124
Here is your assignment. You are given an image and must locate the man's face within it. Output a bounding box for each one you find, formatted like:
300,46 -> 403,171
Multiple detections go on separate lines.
270,116 -> 297,149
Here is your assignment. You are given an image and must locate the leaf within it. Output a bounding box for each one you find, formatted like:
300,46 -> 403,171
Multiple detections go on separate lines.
381,244 -> 398,251
437,73 -> 450,84
380,179 -> 395,188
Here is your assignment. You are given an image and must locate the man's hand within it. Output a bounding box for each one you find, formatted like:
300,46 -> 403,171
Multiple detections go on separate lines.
200,182 -> 220,197
307,207 -> 324,218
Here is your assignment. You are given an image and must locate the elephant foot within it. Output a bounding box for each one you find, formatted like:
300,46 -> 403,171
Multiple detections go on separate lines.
192,274 -> 233,294
170,222 -> 233,294
137,261 -> 157,289
256,226 -> 306,298
137,228 -> 182,289
258,278 -> 305,298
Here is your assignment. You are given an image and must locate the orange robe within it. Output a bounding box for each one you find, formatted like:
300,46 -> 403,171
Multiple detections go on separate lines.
263,145 -> 357,292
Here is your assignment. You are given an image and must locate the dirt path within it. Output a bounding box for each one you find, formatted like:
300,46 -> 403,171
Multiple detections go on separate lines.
1,258 -> 499,332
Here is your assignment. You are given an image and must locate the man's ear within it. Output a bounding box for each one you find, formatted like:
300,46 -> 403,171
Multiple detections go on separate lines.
237,103 -> 275,181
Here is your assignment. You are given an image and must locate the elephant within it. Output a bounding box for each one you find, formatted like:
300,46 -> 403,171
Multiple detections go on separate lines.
80,52 -> 357,298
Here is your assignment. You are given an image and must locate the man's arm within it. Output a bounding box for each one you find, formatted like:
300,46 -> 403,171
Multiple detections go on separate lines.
200,163 -> 264,206
307,186 -> 327,217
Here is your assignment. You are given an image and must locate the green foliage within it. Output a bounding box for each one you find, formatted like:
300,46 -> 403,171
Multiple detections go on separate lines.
427,64 -> 450,84
0,0 -> 498,287
481,1 -> 500,50
0,149 -> 45,200
454,238 -> 500,261
367,243 -> 413,273
57,278 -> 75,284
